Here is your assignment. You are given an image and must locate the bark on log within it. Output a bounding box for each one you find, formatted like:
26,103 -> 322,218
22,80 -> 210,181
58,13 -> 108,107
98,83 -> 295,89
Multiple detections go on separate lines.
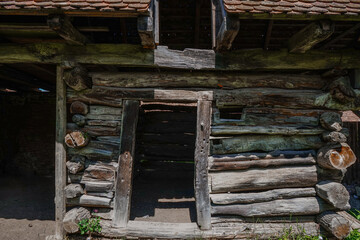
72,114 -> 86,127
322,131 -> 347,143
317,143 -> 356,170
67,195 -> 112,208
65,184 -> 84,199
84,181 -> 114,192
211,197 -> 326,217
318,211 -> 351,239
66,155 -> 85,174
320,112 -> 342,131
210,166 -> 318,193
91,71 -> 326,89
83,163 -> 116,181
89,105 -> 122,115
210,188 -> 316,205
317,167 -> 347,183
70,101 -> 89,115
63,66 -> 92,91
64,131 -> 89,148
63,207 -> 91,233
211,135 -> 323,155
316,181 -> 350,210
337,211 -> 360,231
211,125 -> 324,136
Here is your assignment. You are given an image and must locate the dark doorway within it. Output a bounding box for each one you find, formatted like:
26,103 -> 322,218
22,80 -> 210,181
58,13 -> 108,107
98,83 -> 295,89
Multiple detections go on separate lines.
130,102 -> 197,223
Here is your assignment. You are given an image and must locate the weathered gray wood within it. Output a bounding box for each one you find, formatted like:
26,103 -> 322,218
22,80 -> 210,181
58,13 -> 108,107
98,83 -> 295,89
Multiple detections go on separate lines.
211,135 -> 323,155
87,120 -> 120,127
72,114 -> 86,127
84,181 -> 114,192
211,215 -> 316,224
137,4 -> 155,49
82,125 -> 120,137
87,191 -> 114,199
92,208 -> 114,220
65,184 -> 84,199
91,71 -> 326,89
70,101 -> 89,115
317,143 -> 357,170
100,220 -> 319,239
216,14 -> 240,51
211,125 -> 324,136
288,20 -> 334,53
66,161 -> 85,174
194,100 -> 212,230
113,100 -> 139,227
55,65 -> 66,240
316,181 -> 350,210
83,163 -> 117,182
322,131 -> 347,143
210,166 -> 318,193
328,76 -> 357,103
63,65 -> 92,91
155,46 -> 215,69
318,211 -> 351,239
337,211 -> 360,231
67,195 -> 112,208
211,197 -> 325,217
68,140 -> 119,161
63,207 -> 91,234
317,167 -> 347,183
48,14 -> 90,45
211,188 -> 316,205
209,154 -> 316,171
86,114 -> 121,121
89,105 -> 122,115
64,131 -> 89,148
320,112 -> 343,131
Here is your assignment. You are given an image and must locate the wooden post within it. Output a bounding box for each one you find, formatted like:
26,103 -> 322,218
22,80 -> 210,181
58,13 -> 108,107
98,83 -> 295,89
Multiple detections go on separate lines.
113,100 -> 139,228
194,100 -> 212,230
55,65 -> 67,239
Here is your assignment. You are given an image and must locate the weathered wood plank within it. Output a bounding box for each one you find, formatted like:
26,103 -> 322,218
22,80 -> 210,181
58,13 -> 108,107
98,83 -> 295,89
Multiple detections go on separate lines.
316,181 -> 350,210
91,71 -> 325,89
210,188 -> 316,205
194,100 -> 212,230
155,46 -> 215,69
211,135 -> 323,155
55,65 -> 67,240
67,195 -> 112,208
113,100 -> 139,227
210,166 -> 318,193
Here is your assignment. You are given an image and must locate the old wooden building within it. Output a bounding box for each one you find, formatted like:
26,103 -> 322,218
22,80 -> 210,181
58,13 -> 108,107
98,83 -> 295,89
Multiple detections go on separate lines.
1,0 -> 360,239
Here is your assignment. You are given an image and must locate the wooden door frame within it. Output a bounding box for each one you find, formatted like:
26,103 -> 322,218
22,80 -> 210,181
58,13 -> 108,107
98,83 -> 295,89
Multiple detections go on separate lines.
112,90 -> 213,230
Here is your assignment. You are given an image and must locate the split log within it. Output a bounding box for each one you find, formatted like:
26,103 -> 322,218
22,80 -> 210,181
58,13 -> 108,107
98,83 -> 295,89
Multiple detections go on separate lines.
318,211 -> 351,239
337,211 -> 360,231
84,181 -> 114,192
89,105 -> 122,115
317,143 -> 356,170
288,20 -> 334,53
64,131 -> 89,148
67,195 -> 112,208
66,155 -> 85,174
87,120 -> 120,128
209,153 -> 316,171
63,207 -> 91,233
211,125 -> 323,136
72,114 -> 86,127
211,135 -> 323,155
317,167 -> 347,183
83,164 -> 116,181
210,166 -> 318,193
320,112 -> 342,131
316,181 -> 350,210
322,131 -> 347,143
86,191 -> 114,199
91,71 -> 326,90
65,184 -> 84,199
210,188 -> 316,205
63,65 -> 92,91
70,101 -> 89,115
211,197 -> 327,217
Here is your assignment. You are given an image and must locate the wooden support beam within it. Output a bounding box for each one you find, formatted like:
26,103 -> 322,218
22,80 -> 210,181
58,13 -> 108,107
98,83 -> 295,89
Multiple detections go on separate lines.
55,65 -> 67,240
194,100 -> 212,230
48,14 -> 90,45
289,20 -> 334,53
215,0 -> 239,51
113,100 -> 139,228
322,22 -> 360,49
137,1 -> 155,49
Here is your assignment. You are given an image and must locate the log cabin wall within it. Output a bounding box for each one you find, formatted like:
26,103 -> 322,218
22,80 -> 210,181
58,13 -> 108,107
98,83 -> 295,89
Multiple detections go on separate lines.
64,69 -> 356,238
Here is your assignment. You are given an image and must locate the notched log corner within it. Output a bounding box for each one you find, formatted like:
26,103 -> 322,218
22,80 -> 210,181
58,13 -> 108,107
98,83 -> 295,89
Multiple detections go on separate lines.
63,65 -> 92,91
65,130 -> 90,148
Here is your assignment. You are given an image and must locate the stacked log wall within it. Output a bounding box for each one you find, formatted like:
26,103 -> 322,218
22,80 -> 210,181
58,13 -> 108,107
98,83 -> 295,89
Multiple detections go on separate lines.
63,70 -> 357,238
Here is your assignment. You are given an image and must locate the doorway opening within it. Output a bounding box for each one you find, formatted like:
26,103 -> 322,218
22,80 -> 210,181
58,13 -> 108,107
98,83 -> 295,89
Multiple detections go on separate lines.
130,102 -> 197,223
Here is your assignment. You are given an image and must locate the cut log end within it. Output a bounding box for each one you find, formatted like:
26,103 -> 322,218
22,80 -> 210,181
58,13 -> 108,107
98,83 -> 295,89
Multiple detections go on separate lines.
70,101 -> 89,115
317,143 -> 356,170
65,131 -> 89,148
318,211 -> 351,239
320,112 -> 342,131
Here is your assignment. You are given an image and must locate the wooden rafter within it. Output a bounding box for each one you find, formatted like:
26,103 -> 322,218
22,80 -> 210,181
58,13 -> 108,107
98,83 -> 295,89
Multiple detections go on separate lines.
48,14 -> 90,45
321,22 -> 360,49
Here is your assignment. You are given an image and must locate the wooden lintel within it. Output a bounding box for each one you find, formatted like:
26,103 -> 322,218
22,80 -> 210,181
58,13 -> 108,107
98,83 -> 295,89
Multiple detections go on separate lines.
289,20 -> 334,53
137,1 -> 155,49
113,100 -> 139,228
48,14 -> 90,45
215,0 -> 239,51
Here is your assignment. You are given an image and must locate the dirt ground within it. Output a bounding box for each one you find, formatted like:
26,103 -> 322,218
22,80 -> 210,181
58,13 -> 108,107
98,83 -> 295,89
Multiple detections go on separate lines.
0,175 -> 55,240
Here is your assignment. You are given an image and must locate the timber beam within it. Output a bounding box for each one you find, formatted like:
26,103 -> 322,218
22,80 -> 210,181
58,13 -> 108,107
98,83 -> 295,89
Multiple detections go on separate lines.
48,14 -> 90,45
137,0 -> 155,49
288,20 -> 334,53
